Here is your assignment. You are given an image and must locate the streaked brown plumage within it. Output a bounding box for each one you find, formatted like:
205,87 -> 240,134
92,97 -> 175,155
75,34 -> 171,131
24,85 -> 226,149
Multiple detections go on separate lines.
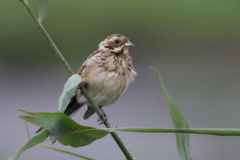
36,34 -> 137,143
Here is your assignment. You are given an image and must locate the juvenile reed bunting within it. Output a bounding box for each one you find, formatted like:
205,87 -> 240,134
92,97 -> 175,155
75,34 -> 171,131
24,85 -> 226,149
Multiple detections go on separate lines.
36,34 -> 137,142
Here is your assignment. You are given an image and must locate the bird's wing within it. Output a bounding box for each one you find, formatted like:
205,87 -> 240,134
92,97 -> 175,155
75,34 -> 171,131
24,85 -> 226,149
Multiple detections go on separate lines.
76,63 -> 87,75
66,50 -> 101,117
76,50 -> 100,75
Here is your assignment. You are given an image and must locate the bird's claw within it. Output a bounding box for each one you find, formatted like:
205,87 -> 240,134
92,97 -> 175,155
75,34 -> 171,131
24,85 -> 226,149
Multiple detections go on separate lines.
97,108 -> 108,125
78,81 -> 87,89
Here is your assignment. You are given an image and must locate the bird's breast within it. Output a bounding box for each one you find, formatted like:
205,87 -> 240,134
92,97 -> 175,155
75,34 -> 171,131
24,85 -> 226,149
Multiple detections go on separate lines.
78,55 -> 136,106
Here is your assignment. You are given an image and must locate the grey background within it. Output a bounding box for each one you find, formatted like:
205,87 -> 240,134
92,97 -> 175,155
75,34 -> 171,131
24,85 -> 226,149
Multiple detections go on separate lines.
1,0 -> 240,159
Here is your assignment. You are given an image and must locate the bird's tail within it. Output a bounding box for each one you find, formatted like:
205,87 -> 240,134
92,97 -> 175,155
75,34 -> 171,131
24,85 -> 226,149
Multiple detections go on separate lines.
36,96 -> 83,144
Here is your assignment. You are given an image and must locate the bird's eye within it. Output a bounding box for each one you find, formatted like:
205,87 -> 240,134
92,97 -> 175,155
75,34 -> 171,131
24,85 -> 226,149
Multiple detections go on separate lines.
115,40 -> 119,44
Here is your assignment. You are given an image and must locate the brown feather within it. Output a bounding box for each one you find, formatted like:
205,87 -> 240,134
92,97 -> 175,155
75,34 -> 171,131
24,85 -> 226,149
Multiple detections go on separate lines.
76,64 -> 86,75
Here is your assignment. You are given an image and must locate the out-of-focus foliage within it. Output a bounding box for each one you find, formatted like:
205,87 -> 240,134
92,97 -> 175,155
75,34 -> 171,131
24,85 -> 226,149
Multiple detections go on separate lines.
3,0 -> 240,61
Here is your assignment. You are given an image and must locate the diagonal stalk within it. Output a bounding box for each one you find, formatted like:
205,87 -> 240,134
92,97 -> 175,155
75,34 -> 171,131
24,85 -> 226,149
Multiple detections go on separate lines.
20,1 -> 134,159
22,0 -> 74,75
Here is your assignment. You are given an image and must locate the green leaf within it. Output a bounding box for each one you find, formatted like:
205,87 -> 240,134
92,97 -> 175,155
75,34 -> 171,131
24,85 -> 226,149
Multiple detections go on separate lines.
38,0 -> 50,22
38,144 -> 95,160
19,110 -> 109,147
58,74 -> 81,113
9,130 -> 50,160
150,67 -> 192,160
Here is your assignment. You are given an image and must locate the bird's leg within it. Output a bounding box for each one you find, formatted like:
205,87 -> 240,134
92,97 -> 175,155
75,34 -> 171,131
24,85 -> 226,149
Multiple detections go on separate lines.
78,81 -> 87,89
97,107 -> 108,125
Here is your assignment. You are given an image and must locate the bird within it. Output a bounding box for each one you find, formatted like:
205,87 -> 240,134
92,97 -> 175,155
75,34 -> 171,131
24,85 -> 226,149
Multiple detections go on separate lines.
36,34 -> 137,143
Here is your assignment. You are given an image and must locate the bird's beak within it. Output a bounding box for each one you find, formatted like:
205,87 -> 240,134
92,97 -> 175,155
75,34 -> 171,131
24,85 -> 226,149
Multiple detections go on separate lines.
125,41 -> 134,47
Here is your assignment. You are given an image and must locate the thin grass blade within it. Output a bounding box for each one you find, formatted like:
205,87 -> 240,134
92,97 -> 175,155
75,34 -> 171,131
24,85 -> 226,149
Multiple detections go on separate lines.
38,0 -> 50,22
9,130 -> 50,160
38,144 -> 95,160
150,67 -> 192,160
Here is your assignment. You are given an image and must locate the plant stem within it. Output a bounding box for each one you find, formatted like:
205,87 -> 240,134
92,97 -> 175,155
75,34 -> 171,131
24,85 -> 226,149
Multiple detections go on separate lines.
40,26 -> 74,75
20,1 -> 134,159
81,88 -> 134,160
22,0 -> 74,76
105,127 -> 240,136
22,0 -> 41,27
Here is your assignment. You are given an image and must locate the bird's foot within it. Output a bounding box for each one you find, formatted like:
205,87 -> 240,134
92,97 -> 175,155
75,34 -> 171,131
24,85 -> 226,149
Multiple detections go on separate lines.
78,81 -> 87,89
97,108 -> 108,125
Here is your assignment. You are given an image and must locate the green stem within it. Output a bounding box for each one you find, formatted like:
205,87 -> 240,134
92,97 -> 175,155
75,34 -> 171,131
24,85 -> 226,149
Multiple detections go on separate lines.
21,1 -> 134,159
81,88 -> 134,160
22,0 -> 74,76
22,0 -> 41,27
40,26 -> 74,75
105,127 -> 240,136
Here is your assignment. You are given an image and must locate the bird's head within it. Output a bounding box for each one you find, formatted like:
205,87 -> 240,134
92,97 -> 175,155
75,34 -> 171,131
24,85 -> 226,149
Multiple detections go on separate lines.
98,34 -> 134,55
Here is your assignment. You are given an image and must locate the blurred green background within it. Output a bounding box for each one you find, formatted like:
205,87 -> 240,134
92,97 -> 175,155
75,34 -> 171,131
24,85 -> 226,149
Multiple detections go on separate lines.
2,0 -> 240,159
